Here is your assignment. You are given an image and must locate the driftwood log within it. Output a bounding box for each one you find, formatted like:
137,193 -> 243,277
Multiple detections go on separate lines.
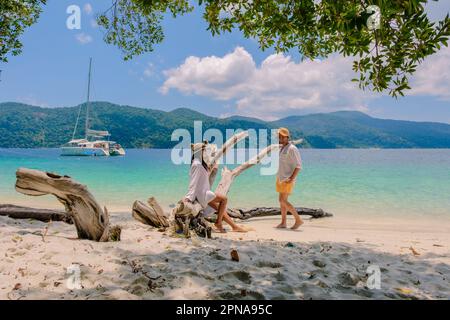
132,197 -> 170,228
15,168 -> 121,242
227,207 -> 333,220
0,204 -> 72,223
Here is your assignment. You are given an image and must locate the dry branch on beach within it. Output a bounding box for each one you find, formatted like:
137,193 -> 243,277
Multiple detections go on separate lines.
13,168 -> 121,242
0,204 -> 71,223
227,207 -> 333,220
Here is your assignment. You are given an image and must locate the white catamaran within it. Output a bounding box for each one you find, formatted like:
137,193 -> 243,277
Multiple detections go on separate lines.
60,58 -> 125,157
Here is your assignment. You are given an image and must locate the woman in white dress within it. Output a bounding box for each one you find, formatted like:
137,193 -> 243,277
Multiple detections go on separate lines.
184,143 -> 246,233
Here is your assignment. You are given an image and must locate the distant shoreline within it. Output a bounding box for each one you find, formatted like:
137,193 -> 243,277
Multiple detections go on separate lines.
2,102 -> 450,149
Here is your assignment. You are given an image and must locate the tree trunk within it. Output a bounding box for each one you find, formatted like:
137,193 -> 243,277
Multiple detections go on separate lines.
15,168 -> 120,242
227,207 -> 333,220
132,197 -> 170,228
0,204 -> 72,223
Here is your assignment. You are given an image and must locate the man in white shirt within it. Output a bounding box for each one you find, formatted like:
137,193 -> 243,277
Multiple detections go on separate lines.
276,127 -> 303,230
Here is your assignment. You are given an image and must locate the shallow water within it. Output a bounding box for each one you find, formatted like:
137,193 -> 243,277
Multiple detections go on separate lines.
0,148 -> 449,218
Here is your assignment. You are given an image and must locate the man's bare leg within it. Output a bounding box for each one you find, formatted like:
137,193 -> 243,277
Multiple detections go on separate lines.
283,194 -> 303,230
277,193 -> 287,228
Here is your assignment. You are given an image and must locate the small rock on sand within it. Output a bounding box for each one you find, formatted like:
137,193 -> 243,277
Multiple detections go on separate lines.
230,249 -> 239,262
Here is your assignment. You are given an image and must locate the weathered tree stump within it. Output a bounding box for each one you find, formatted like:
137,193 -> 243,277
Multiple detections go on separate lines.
172,200 -> 212,238
15,168 -> 120,242
0,204 -> 72,223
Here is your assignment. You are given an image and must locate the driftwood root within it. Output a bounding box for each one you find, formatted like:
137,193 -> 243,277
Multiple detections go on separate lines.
14,168 -> 121,242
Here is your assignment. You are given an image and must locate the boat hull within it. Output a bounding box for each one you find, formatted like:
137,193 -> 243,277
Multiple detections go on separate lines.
60,147 -> 109,156
110,148 -> 126,156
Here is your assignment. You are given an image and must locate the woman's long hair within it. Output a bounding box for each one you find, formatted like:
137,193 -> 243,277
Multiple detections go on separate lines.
191,154 -> 209,171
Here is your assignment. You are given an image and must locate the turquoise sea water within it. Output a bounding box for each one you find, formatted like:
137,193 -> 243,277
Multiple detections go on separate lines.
0,148 -> 449,218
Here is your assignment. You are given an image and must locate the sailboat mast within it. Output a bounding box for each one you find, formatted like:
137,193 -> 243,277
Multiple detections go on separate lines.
85,58 -> 92,139
71,104 -> 82,140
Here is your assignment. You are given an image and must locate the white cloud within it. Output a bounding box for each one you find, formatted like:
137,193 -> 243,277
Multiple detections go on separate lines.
75,33 -> 93,44
160,47 -> 371,120
160,47 -> 255,98
143,62 -> 156,78
410,46 -> 450,100
83,3 -> 93,15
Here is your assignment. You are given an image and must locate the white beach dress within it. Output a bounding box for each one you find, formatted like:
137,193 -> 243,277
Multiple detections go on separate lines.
184,158 -> 216,214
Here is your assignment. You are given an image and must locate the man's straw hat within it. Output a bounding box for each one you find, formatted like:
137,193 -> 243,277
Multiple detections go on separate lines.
278,127 -> 290,137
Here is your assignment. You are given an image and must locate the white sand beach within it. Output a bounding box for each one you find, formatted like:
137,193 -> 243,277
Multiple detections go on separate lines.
0,210 -> 449,300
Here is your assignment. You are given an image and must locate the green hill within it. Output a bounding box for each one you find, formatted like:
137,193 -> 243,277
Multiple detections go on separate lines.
0,102 -> 449,148
272,111 -> 450,148
0,102 -> 277,148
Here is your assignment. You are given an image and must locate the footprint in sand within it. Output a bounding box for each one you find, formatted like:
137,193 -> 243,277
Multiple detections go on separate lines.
217,290 -> 265,300
273,271 -> 286,281
22,243 -> 34,250
11,249 -> 29,257
208,251 -> 227,261
338,272 -> 361,287
312,260 -> 327,268
124,277 -> 149,296
255,261 -> 283,268
219,270 -> 252,284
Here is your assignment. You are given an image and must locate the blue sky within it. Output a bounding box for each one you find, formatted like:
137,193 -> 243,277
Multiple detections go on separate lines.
0,0 -> 449,123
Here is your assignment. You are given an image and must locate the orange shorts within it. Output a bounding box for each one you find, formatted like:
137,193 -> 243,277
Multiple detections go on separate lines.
276,178 -> 295,194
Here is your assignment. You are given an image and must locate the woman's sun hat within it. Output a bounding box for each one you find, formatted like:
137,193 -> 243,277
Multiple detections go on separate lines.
191,142 -> 207,152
